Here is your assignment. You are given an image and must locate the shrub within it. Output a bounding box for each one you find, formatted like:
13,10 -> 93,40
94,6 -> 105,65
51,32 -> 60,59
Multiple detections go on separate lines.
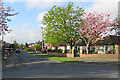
64,50 -> 68,53
92,51 -> 97,54
74,48 -> 78,54
25,48 -> 29,51
57,49 -> 62,53
76,54 -> 80,57
89,51 -> 92,54
41,49 -> 47,53
48,49 -> 51,52
52,49 -> 55,52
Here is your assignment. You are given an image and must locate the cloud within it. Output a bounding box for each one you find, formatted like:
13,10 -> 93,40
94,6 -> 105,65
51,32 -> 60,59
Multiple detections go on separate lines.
4,23 -> 42,44
85,1 -> 119,20
37,12 -> 47,28
36,12 -> 47,22
25,0 -> 64,10
3,0 -> 119,2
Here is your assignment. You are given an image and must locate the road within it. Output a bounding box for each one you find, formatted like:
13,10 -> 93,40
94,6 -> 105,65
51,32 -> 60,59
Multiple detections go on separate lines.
2,50 -> 118,78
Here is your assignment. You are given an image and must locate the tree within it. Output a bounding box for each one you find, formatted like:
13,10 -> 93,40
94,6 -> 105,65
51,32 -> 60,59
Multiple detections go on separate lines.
33,44 -> 41,51
77,12 -> 113,54
0,1 -> 18,35
13,40 -> 19,49
9,44 -> 14,48
42,2 -> 84,52
111,17 -> 120,36
25,43 -> 29,48
19,43 -> 24,49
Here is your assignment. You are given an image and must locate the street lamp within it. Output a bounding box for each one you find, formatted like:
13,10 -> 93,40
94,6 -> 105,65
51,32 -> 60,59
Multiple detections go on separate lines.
41,27 -> 43,50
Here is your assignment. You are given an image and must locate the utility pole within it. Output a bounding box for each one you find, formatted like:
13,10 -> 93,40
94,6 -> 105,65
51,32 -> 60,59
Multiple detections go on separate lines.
41,27 -> 43,50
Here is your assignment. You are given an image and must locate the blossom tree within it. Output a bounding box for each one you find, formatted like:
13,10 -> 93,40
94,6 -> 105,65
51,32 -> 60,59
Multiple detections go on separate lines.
111,17 -> 120,36
77,12 -> 113,54
0,0 -> 18,35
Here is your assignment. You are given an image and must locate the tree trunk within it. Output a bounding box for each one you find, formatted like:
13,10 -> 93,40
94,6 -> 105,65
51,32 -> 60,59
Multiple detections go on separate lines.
64,45 -> 67,53
69,45 -> 73,54
55,46 -> 58,52
86,44 -> 89,54
65,45 -> 67,50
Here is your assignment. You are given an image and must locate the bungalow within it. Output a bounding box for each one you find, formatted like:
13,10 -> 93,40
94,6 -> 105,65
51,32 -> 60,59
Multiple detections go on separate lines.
45,43 -> 71,53
75,35 -> 120,54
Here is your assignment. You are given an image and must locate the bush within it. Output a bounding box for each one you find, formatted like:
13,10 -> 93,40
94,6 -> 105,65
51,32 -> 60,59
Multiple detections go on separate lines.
47,49 -> 51,52
64,50 -> 68,53
41,49 -> 47,53
89,51 -> 92,54
76,54 -> 80,57
57,49 -> 62,53
74,48 -> 78,54
92,51 -> 97,54
52,49 -> 55,52
25,48 -> 30,51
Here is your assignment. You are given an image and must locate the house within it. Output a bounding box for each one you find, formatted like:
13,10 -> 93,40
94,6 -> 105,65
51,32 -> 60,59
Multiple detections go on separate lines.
94,35 -> 120,54
75,35 -> 120,54
45,43 -> 71,53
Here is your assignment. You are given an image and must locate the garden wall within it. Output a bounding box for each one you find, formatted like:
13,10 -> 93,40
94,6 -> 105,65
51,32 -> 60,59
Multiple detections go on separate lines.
80,54 -> 118,57
67,53 -> 74,57
47,52 -> 67,57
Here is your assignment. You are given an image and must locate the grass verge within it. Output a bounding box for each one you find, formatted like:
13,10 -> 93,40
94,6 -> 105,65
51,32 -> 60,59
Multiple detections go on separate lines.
36,55 -> 84,63
111,63 -> 120,65
28,51 -> 37,54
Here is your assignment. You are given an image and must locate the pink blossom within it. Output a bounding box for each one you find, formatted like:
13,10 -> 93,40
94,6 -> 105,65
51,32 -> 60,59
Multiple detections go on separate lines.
77,12 -> 112,45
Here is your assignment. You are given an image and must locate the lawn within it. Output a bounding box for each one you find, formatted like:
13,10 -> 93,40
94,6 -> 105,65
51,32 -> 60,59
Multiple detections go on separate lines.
28,51 -> 37,54
111,63 -> 120,65
36,55 -> 84,63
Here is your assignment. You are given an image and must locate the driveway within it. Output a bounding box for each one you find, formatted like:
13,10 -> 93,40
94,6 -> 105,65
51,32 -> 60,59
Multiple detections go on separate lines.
2,50 -> 118,78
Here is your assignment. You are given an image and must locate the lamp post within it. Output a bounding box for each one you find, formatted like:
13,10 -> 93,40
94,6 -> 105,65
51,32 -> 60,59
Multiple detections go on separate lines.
1,33 -> 4,57
41,27 -> 43,50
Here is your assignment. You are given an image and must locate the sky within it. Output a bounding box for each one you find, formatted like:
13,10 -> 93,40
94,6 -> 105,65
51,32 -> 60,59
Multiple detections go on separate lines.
1,0 -> 119,44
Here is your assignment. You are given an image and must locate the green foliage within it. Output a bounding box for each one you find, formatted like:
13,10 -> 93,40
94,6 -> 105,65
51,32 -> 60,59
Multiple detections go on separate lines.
42,2 -> 84,49
25,48 -> 29,51
92,51 -> 97,54
64,50 -> 68,53
52,49 -> 55,52
19,43 -> 24,49
13,40 -> 19,49
25,43 -> 29,48
57,49 -> 63,53
9,44 -> 14,48
33,44 -> 41,51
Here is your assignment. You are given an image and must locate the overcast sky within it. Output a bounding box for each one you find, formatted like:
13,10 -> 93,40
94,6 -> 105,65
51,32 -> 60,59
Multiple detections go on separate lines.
1,0 -> 119,44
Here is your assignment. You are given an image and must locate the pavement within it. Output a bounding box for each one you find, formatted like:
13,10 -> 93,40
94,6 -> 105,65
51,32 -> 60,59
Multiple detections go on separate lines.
67,57 -> 118,63
2,50 -> 119,78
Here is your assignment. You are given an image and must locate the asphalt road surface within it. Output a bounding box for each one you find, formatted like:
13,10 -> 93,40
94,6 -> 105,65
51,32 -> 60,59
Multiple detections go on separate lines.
2,50 -> 118,78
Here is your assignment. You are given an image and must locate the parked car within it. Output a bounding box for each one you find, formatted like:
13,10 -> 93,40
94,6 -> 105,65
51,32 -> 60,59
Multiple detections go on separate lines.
5,48 -> 11,56
16,49 -> 21,53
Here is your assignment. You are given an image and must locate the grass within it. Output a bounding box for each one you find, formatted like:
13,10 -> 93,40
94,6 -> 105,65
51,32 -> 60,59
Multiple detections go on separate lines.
111,63 -> 120,65
28,51 -> 37,54
36,55 -> 84,63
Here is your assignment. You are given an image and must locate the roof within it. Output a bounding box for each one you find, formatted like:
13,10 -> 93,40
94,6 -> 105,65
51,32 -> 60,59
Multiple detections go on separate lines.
75,35 -> 120,46
75,40 -> 86,46
94,35 -> 120,45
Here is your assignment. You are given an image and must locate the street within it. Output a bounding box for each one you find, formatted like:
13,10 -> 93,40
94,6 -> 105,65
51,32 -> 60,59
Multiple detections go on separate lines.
2,50 -> 118,78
